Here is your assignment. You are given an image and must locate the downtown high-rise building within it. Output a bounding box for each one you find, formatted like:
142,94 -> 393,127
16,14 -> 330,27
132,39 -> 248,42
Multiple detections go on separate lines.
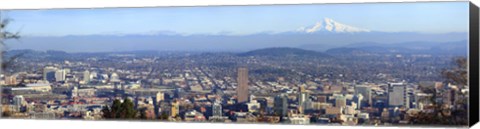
355,85 -> 372,106
171,100 -> 179,117
156,92 -> 165,103
388,83 -> 410,108
43,66 -> 57,82
83,70 -> 90,83
110,72 -> 120,82
297,85 -> 310,114
274,93 -> 288,117
335,95 -> 347,108
4,75 -> 17,85
55,69 -> 66,82
414,92 -> 433,110
353,94 -> 364,109
236,67 -> 249,103
212,100 -> 223,116
13,95 -> 25,111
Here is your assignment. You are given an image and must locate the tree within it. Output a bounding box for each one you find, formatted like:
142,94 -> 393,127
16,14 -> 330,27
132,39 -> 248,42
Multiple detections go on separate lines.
139,108 -> 147,119
409,57 -> 468,125
442,57 -> 468,87
139,107 -> 156,120
159,111 -> 169,120
119,98 -> 137,118
102,99 -> 122,118
2,106 -> 11,117
0,13 -> 21,71
102,98 -> 138,119
0,13 -> 21,118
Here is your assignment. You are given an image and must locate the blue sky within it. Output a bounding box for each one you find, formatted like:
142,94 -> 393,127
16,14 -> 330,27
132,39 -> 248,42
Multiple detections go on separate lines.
2,1 -> 469,36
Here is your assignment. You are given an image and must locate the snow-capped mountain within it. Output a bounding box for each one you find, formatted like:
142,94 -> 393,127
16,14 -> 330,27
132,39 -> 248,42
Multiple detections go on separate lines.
10,18 -> 467,52
298,18 -> 371,33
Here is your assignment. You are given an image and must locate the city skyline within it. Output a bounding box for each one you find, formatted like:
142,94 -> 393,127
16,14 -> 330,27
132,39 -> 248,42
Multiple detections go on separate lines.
0,1 -> 471,126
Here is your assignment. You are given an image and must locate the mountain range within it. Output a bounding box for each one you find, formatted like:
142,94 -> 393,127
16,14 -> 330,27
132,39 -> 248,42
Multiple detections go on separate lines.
8,42 -> 466,61
324,40 -> 467,56
5,18 -> 468,53
238,47 -> 331,58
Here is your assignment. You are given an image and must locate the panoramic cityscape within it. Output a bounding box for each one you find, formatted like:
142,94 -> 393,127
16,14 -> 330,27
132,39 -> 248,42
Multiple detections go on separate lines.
0,2 -> 471,127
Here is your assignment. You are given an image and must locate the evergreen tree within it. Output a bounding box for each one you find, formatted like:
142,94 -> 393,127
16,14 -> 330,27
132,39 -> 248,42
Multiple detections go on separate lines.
410,57 -> 468,125
102,98 -> 138,119
119,98 -> 137,119
159,112 -> 169,120
0,13 -> 21,71
0,13 -> 21,118
139,108 -> 147,119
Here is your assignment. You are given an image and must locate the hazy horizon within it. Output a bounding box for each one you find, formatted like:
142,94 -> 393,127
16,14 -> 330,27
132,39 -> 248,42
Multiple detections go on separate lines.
1,1 -> 470,52
2,2 -> 469,36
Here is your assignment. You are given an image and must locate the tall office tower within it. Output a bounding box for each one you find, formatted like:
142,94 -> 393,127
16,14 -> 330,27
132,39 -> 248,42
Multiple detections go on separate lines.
5,75 -> 17,85
247,95 -> 261,113
170,100 -> 179,117
299,84 -> 306,93
71,86 -> 78,99
414,92 -> 433,110
110,73 -> 120,82
43,66 -> 57,82
388,83 -> 409,108
380,108 -> 390,121
443,88 -> 458,106
90,72 -> 98,79
297,85 -> 309,114
156,92 -> 165,103
64,68 -> 71,74
83,70 -> 90,83
355,85 -> 372,106
13,95 -> 25,111
55,69 -> 66,82
274,94 -> 288,117
236,67 -> 249,103
353,94 -> 364,109
212,100 -> 223,116
335,95 -> 347,108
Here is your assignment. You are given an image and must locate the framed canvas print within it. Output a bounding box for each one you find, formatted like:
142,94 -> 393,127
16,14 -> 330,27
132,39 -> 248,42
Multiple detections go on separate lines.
0,0 -> 479,128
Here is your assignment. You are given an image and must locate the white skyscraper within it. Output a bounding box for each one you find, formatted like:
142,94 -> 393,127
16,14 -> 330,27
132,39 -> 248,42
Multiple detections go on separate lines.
43,66 -> 57,82
388,83 -> 409,108
247,95 -> 261,113
355,85 -> 372,106
13,95 -> 25,111
83,70 -> 91,83
71,86 -> 78,98
335,95 -> 347,108
55,69 -> 66,82
212,100 -> 223,116
353,94 -> 364,109
297,85 -> 310,114
110,72 -> 120,82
